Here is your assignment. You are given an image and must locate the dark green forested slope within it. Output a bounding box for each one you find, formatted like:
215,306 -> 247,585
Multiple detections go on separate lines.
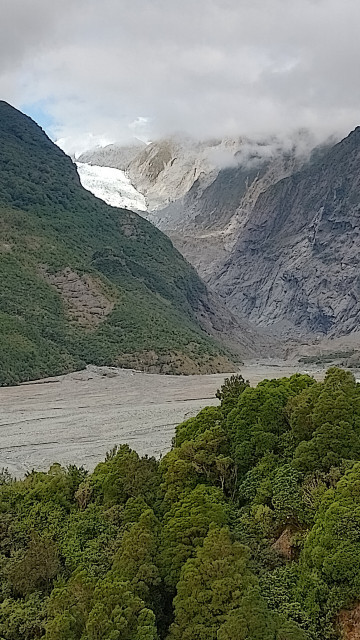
0,101 -> 237,384
1,368 -> 360,639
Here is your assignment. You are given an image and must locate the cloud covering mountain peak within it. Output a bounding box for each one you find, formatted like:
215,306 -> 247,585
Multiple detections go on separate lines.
1,0 -> 360,150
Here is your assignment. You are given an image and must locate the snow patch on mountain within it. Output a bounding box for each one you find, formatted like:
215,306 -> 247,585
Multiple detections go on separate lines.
76,162 -> 147,212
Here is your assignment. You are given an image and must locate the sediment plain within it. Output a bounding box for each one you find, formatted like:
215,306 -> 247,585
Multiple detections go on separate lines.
0,362 -> 326,476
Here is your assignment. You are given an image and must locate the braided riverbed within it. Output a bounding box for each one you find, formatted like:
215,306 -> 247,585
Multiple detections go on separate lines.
0,362 -> 325,476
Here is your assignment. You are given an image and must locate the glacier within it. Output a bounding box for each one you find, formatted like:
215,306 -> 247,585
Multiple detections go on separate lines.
76,162 -> 147,212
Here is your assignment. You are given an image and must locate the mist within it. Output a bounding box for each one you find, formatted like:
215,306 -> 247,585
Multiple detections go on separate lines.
1,0 -> 360,152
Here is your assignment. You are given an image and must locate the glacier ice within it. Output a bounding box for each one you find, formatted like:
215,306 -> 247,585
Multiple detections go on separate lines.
76,162 -> 147,212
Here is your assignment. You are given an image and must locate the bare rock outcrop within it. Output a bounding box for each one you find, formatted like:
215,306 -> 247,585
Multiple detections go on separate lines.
338,602 -> 360,640
41,268 -> 115,328
78,133 -> 321,284
271,526 -> 299,561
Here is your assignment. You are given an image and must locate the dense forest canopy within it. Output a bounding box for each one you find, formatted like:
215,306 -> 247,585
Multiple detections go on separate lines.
0,368 -> 359,638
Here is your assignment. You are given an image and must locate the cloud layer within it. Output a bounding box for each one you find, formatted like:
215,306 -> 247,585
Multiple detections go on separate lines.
2,0 -> 360,151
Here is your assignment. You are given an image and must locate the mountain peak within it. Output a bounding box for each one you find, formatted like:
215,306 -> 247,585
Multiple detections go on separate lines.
0,100 -> 16,110
0,100 -> 35,124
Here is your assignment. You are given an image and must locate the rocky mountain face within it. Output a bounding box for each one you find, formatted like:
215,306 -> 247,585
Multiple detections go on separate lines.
159,147 -> 307,279
79,136 -> 246,212
211,128 -> 360,339
80,133 -> 320,279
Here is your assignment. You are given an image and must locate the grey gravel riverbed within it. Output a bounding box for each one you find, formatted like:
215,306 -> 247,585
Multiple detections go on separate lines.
0,363 -> 325,476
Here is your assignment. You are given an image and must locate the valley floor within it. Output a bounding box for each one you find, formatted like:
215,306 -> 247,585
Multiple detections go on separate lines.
0,362 -> 329,476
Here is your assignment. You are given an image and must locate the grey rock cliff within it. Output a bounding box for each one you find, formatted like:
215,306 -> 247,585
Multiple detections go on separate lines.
161,150 -> 305,279
211,128 -> 360,338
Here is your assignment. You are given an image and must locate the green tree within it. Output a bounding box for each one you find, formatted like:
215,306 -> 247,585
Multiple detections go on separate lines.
297,462 -> 360,632
174,406 -> 222,447
216,374 -> 250,417
46,570 -> 158,640
85,575 -> 158,640
90,445 -> 159,508
161,426 -> 234,504
293,421 -> 360,473
113,509 -> 161,605
45,569 -> 96,640
271,465 -> 309,527
0,593 -> 46,640
160,485 -> 228,589
167,525 -> 256,640
227,376 -> 315,478
60,503 -> 118,575
9,533 -> 60,596
288,368 -> 360,449
168,525 -> 307,640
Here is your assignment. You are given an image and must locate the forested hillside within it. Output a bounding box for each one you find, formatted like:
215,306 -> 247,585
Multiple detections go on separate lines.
1,367 -> 360,639
0,101 -> 255,385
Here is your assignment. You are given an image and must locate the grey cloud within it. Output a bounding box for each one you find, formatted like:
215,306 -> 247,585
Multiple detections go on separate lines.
0,0 -> 79,72
1,0 -> 360,151
205,148 -> 240,169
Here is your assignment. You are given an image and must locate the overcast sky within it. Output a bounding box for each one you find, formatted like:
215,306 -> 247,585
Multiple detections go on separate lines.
2,0 -> 360,153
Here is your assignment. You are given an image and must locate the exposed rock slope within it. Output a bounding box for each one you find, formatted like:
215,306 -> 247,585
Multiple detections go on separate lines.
212,127 -> 360,338
160,148 -> 306,279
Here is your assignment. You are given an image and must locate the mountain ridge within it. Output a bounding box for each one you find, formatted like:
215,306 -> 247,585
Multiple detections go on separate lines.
0,101 -> 278,384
